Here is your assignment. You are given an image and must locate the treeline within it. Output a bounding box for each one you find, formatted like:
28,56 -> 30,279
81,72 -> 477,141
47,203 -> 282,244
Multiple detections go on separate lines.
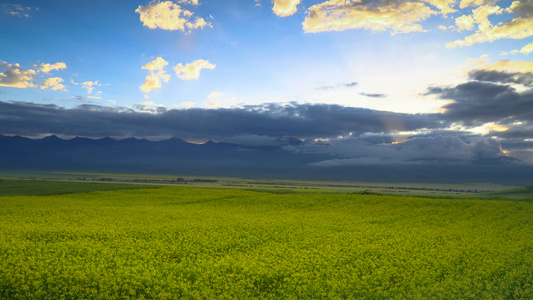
80,178 -> 218,184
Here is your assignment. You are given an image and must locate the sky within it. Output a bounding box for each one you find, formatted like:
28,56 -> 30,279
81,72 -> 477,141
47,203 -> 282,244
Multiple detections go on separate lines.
1,0 -> 533,167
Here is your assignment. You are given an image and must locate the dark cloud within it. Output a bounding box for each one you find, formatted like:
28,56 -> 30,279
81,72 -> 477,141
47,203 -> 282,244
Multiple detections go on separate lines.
0,100 -> 445,140
427,81 -> 533,124
468,69 -> 533,86
489,123 -> 533,139
360,92 -> 387,98
500,138 -> 533,151
344,82 -> 358,88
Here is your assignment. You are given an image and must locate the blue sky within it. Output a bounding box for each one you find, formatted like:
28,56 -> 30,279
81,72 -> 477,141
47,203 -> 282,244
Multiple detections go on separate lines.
1,0 -> 533,165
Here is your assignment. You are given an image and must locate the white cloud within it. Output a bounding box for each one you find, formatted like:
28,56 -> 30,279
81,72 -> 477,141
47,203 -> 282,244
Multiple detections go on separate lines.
455,14 -> 475,31
39,62 -> 67,73
40,77 -> 67,91
447,2 -> 533,48
302,0 -> 437,34
181,101 -> 195,107
273,0 -> 302,17
208,91 -> 224,99
135,1 -> 211,32
4,4 -> 37,18
141,57 -> 168,72
175,59 -> 215,80
178,0 -> 199,5
0,60 -> 37,88
518,42 -> 533,55
141,57 -> 171,93
507,41 -> 533,55
82,81 -> 101,94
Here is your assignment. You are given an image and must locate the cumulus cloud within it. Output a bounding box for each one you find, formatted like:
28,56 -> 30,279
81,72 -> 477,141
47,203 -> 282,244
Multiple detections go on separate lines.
447,1 -> 533,48
0,60 -> 69,90
39,62 -> 67,74
455,14 -> 475,31
175,59 -> 215,80
82,81 -> 101,95
0,60 -> 37,88
135,1 -> 211,32
516,42 -> 533,55
41,77 -> 67,91
273,0 -> 302,17
302,0 -> 438,34
141,57 -> 171,93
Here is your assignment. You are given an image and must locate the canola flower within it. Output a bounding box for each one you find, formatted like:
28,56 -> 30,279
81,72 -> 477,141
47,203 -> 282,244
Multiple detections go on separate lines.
0,187 -> 532,299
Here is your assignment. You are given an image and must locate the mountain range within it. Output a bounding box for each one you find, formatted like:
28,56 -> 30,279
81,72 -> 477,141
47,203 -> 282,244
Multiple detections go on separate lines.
1,135 -> 532,185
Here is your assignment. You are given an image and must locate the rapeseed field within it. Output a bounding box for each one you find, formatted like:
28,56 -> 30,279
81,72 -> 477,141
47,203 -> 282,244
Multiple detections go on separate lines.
0,187 -> 532,299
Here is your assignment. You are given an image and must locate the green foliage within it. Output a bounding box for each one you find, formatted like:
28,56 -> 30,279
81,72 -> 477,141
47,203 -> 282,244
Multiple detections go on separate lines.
0,178 -> 157,196
1,187 -> 532,299
481,185 -> 533,200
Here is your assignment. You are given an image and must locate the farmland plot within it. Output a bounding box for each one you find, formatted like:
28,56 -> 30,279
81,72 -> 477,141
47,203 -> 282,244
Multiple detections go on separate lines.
0,187 -> 532,299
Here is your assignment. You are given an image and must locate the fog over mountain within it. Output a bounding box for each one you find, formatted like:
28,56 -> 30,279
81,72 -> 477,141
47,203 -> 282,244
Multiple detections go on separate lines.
2,134 -> 532,185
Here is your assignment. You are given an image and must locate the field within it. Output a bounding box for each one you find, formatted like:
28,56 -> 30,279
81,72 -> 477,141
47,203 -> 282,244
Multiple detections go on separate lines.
0,179 -> 532,299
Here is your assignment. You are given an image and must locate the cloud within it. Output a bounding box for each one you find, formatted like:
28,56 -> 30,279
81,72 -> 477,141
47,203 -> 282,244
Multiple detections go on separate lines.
82,81 -> 101,95
455,14 -> 475,31
141,57 -> 171,93
468,69 -> 533,86
459,0 -> 497,9
175,59 -> 215,80
360,92 -> 387,98
447,1 -> 533,48
310,135 -> 505,166
517,41 -> 533,55
39,62 -> 67,74
178,0 -> 199,5
208,91 -> 224,99
469,57 -> 533,73
273,0 -> 302,17
3,3 -> 37,18
0,60 -> 37,88
0,101 -> 446,140
41,77 -> 67,91
135,1 -> 211,32
302,0 -> 438,34
317,82 -> 357,90
427,81 -> 533,124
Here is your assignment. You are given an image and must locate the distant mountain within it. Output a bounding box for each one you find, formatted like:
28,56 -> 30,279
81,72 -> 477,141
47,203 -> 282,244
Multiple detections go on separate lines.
0,135 -> 324,178
1,135 -> 532,185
